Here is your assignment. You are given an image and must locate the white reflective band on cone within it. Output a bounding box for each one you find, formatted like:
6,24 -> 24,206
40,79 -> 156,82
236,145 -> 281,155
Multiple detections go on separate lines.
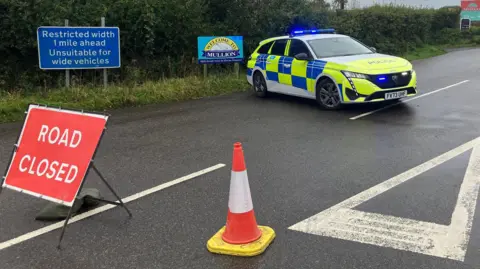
228,170 -> 254,213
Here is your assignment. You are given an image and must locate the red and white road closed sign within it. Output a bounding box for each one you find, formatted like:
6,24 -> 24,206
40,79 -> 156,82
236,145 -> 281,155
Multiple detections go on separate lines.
2,105 -> 108,206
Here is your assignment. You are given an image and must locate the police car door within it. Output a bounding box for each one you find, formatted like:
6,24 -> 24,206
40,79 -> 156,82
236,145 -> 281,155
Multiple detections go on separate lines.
264,39 -> 288,93
281,39 -> 314,98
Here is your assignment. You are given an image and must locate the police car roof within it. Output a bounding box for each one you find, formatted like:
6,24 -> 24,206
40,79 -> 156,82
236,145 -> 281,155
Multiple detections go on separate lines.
260,33 -> 348,44
296,33 -> 347,41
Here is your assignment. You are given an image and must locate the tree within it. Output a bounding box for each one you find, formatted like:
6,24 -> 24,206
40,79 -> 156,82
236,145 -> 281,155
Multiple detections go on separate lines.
310,0 -> 330,10
333,0 -> 348,10
349,0 -> 360,9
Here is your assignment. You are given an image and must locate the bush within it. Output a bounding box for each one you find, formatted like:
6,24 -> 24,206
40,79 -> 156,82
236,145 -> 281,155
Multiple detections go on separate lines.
0,1 -> 473,91
330,5 -> 461,55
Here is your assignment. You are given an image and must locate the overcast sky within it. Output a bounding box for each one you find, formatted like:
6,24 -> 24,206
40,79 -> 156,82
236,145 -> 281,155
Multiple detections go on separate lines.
344,0 -> 460,8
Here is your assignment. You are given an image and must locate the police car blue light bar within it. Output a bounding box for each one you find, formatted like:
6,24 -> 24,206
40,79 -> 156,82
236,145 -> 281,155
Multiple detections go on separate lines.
290,28 -> 336,36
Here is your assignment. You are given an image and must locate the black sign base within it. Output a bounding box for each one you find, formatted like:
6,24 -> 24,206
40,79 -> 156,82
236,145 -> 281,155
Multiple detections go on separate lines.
57,163 -> 132,249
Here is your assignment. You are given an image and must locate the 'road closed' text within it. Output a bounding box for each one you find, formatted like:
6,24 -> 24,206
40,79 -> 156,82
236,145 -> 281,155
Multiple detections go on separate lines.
37,125 -> 82,148
18,155 -> 78,183
15,124 -> 83,183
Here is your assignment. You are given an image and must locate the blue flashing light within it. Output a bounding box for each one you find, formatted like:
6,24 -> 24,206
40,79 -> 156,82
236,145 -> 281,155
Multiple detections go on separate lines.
378,76 -> 386,81
290,28 -> 336,37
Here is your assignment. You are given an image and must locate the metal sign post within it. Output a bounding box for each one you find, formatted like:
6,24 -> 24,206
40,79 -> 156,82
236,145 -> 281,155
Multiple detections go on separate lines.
234,63 -> 239,78
65,19 -> 70,88
101,17 -> 108,89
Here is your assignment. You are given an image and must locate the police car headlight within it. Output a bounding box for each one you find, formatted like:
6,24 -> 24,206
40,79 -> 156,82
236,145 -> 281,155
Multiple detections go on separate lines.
342,71 -> 369,79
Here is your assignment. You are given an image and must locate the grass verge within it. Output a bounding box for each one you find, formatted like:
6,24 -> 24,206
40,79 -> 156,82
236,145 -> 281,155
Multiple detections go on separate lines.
0,74 -> 249,123
403,45 -> 447,61
403,43 -> 480,61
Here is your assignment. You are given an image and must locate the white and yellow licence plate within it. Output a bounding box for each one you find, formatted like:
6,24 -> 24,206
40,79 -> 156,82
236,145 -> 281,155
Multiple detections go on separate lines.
385,90 -> 407,100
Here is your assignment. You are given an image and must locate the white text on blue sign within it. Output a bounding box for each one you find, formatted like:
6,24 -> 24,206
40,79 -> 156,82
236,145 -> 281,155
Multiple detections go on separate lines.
37,27 -> 121,70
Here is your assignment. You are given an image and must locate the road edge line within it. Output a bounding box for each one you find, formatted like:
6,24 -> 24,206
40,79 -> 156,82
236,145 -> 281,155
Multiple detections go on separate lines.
349,80 -> 470,120
0,163 -> 226,251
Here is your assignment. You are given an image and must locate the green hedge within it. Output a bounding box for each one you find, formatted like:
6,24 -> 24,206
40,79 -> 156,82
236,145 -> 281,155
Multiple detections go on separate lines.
0,1 -> 467,91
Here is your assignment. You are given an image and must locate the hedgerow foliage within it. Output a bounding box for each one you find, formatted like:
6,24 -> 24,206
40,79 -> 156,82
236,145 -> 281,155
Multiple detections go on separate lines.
0,1 -> 466,91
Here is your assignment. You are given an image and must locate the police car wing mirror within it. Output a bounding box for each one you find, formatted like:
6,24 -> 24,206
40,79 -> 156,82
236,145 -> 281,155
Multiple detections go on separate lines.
294,53 -> 311,61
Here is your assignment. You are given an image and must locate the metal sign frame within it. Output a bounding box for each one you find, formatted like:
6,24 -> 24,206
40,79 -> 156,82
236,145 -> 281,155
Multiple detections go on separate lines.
0,104 -> 132,249
460,18 -> 472,30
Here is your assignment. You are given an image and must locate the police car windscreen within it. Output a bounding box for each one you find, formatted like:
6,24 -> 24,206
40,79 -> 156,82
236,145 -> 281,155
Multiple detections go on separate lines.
307,36 -> 374,58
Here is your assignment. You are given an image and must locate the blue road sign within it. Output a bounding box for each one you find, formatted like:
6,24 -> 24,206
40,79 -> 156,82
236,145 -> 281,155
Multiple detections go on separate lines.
37,26 -> 121,70
197,36 -> 244,64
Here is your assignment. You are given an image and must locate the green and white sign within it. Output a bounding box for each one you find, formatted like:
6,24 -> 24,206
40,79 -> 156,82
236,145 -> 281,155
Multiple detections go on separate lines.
461,10 -> 480,21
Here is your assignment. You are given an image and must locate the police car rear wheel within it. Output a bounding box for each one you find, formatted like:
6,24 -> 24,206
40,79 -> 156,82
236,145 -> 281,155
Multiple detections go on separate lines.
253,72 -> 267,97
316,79 -> 341,110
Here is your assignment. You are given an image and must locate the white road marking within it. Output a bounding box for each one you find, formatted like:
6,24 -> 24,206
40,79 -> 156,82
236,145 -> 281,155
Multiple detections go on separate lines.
0,163 -> 226,251
350,80 -> 470,120
289,136 -> 480,261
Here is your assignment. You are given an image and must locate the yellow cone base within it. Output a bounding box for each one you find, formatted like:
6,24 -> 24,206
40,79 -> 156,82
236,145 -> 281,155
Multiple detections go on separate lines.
206,225 -> 275,257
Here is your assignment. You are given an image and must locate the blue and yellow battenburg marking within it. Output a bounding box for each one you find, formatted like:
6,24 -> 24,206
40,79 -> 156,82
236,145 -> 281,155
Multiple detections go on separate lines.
249,54 -> 333,92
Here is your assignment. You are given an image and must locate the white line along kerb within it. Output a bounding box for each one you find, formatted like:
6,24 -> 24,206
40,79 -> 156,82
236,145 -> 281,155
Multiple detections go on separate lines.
350,80 -> 470,120
0,163 -> 226,251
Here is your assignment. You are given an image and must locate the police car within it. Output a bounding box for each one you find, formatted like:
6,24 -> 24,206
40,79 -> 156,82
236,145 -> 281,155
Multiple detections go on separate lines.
246,29 -> 417,109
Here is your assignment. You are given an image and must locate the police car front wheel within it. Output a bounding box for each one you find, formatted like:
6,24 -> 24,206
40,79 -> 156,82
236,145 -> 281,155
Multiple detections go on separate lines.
316,79 -> 342,110
253,72 -> 267,97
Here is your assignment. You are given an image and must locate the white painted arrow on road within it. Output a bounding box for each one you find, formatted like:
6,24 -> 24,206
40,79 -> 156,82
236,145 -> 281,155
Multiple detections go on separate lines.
289,136 -> 480,262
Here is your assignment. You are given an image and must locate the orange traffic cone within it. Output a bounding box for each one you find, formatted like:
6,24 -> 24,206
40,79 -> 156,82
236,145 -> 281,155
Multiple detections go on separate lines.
206,142 -> 275,257
222,142 -> 262,244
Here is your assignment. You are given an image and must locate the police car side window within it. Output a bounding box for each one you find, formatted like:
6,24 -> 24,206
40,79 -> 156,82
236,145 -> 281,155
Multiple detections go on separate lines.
289,39 -> 311,58
257,42 -> 273,54
270,39 -> 288,56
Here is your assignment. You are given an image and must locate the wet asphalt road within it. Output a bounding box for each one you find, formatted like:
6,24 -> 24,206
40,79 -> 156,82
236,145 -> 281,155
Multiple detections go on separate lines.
1,48 -> 480,269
